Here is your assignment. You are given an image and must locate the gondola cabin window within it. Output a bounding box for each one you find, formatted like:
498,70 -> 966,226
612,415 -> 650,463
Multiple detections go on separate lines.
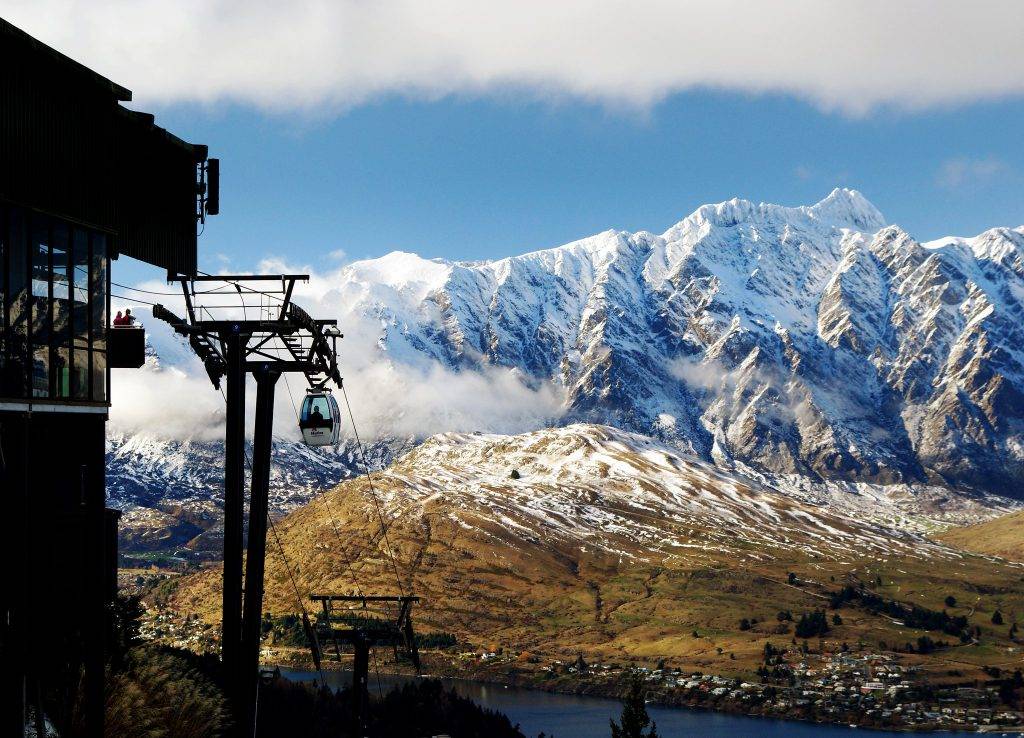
0,203 -> 109,404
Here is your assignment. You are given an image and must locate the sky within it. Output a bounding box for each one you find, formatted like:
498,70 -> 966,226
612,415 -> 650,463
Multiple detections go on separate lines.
7,0 -> 1023,439
131,92 -> 1024,286
5,1 -> 1024,286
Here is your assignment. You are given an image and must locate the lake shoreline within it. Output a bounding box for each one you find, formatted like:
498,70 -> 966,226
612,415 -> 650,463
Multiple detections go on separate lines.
272,655 -> 997,735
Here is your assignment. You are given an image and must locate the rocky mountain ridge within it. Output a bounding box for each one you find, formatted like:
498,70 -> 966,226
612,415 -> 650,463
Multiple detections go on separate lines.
330,189 -> 1024,493
110,190 -> 1024,554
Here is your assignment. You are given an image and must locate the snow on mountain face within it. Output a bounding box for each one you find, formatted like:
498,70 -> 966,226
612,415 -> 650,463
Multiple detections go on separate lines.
110,189 -> 1024,556
107,426 -> 413,555
326,189 -> 1024,495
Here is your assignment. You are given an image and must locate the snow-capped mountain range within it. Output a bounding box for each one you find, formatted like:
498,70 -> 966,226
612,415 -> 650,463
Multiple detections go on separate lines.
333,188 -> 1024,493
110,189 -> 1024,554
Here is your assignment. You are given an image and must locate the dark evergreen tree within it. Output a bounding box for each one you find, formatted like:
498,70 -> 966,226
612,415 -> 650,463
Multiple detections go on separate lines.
610,671 -> 658,738
992,610 -> 1004,625
795,610 -> 830,638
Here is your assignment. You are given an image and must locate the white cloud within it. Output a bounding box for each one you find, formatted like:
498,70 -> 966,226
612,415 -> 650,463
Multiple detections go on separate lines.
936,156 -> 1011,190
5,1 -> 1024,116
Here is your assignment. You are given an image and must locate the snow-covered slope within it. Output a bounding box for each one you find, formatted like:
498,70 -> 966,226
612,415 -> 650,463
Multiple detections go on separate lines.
325,189 -> 1024,494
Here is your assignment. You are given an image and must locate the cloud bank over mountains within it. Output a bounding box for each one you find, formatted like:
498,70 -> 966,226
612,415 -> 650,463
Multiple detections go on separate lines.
7,1 -> 1024,116
109,262 -> 565,443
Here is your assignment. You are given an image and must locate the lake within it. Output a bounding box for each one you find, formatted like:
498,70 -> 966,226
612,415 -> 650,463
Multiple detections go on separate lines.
278,667 -> 984,737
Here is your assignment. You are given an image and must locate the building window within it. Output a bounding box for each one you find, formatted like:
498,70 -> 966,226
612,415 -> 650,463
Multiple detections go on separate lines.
0,202 -> 110,403
71,227 -> 90,399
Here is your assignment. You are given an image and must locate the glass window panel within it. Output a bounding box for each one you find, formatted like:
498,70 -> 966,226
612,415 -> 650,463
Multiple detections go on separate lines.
4,206 -> 28,398
72,228 -> 89,344
30,216 -> 49,347
51,222 -> 70,347
71,344 -> 88,399
301,396 -> 333,426
91,349 -> 106,402
32,346 -> 48,398
53,345 -> 69,399
90,234 -> 107,352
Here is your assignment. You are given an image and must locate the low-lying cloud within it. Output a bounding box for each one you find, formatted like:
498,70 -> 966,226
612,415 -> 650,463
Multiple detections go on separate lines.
108,261 -> 565,442
6,1 -> 1024,116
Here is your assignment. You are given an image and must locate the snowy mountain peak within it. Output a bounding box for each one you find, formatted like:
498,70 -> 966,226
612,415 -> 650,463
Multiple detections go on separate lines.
808,187 -> 887,231
661,188 -> 886,243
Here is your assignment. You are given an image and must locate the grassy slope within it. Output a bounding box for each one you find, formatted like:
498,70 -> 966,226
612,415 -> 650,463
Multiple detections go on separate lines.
938,510 -> 1024,563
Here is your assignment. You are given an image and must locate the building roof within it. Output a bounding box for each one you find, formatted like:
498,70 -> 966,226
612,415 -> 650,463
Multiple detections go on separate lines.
0,16 -> 132,101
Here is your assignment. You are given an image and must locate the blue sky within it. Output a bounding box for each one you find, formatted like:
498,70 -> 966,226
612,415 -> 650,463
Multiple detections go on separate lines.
116,90 -> 1024,284
17,2 -> 1013,285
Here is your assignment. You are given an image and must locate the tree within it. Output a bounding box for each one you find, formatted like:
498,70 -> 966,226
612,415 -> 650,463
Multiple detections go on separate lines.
993,610 -> 1004,625
832,613 -> 843,626
795,610 -> 830,638
739,618 -> 751,631
787,572 -> 798,585
944,595 -> 957,608
610,671 -> 659,738
510,469 -> 521,479
777,610 -> 793,622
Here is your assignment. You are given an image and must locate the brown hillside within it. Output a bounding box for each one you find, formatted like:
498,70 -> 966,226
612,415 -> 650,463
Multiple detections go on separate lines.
937,510 -> 1024,563
169,425 -> 1024,679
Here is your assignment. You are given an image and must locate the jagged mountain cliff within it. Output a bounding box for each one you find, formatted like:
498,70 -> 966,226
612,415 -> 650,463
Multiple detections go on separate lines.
328,189 -> 1024,494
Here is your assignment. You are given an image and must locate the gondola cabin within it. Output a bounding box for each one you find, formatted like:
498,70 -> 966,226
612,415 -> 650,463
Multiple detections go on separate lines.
299,389 -> 341,446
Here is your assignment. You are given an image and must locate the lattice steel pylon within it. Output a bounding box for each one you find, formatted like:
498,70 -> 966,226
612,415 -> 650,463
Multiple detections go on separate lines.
153,272 -> 343,736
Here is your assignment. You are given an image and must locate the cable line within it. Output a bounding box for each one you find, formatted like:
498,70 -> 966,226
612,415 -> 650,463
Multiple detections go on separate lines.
340,384 -> 406,598
111,281 -> 182,296
282,373 -> 367,597
110,292 -> 160,307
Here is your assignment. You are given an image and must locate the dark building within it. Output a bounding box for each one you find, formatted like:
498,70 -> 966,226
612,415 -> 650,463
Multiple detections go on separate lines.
0,18 -> 214,736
